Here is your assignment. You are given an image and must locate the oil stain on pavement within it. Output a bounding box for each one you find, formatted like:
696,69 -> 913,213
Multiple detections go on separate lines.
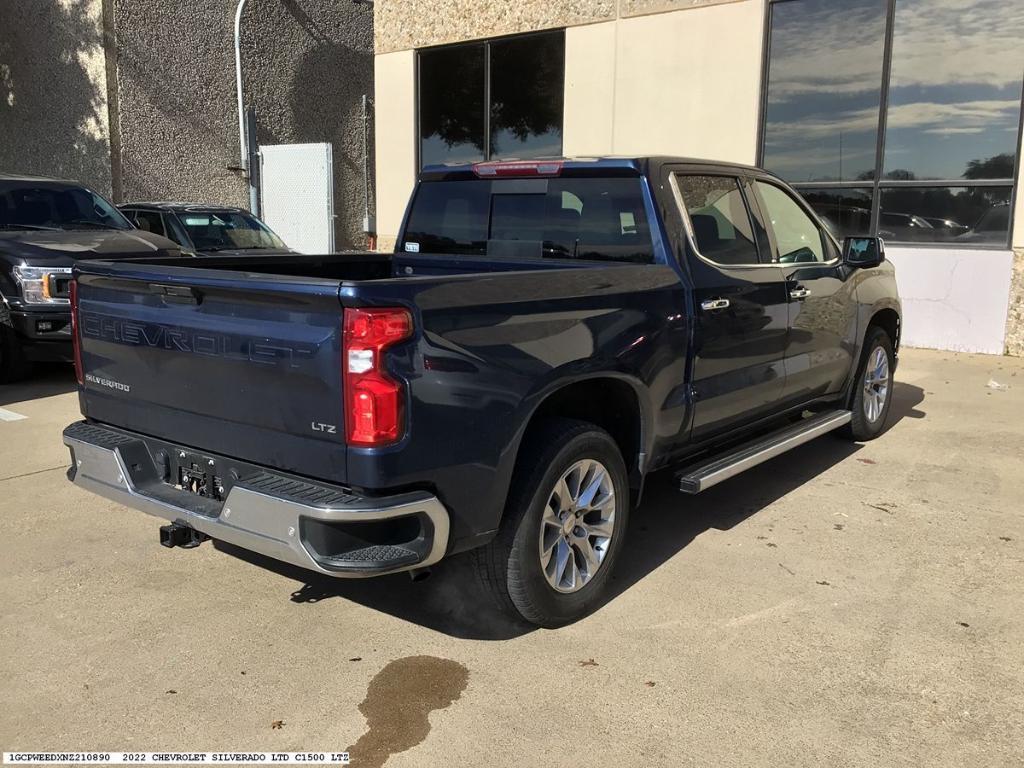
346,655 -> 469,768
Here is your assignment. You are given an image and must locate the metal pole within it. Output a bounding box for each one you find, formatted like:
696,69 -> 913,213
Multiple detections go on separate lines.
234,0 -> 255,210
362,94 -> 372,233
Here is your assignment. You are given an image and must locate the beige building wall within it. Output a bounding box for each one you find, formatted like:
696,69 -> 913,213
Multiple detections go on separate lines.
375,0 -> 764,247
563,2 -> 763,162
373,50 -> 417,253
1005,116 -> 1024,354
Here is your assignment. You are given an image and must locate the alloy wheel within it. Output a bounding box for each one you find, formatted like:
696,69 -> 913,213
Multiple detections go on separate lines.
538,459 -> 616,593
862,345 -> 890,423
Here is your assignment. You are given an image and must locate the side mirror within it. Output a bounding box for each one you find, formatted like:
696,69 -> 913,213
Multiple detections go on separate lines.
843,236 -> 885,268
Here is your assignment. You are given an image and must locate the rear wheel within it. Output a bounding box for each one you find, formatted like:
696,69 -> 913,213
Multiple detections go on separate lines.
473,418 -> 630,627
843,326 -> 894,441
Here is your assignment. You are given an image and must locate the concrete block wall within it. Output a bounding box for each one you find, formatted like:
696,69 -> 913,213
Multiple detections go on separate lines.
0,0 -> 114,196
0,0 -> 374,250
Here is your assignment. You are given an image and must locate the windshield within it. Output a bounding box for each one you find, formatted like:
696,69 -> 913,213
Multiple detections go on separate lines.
401,177 -> 654,263
179,211 -> 288,251
0,182 -> 133,231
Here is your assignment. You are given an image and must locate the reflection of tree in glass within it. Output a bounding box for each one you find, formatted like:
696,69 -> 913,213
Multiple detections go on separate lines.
489,34 -> 563,156
419,45 -> 486,153
963,153 -> 1014,180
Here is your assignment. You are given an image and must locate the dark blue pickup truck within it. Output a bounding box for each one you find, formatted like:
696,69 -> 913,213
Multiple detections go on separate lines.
63,157 -> 900,627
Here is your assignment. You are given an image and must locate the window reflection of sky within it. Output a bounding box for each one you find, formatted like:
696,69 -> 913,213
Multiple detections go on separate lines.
763,0 -> 1024,183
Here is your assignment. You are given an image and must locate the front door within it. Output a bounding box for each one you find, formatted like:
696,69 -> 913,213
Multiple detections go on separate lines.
752,180 -> 857,405
673,172 -> 790,441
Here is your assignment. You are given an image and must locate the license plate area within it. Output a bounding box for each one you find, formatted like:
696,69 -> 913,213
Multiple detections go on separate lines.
172,450 -> 227,502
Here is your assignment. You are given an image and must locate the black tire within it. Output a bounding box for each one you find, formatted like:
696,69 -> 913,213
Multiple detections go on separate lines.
0,325 -> 32,384
843,325 -> 895,441
472,418 -> 630,628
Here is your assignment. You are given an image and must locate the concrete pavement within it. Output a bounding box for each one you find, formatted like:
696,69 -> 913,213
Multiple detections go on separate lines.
1,349 -> 1022,767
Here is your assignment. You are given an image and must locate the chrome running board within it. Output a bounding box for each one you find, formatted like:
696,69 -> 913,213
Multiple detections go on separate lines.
677,410 -> 852,494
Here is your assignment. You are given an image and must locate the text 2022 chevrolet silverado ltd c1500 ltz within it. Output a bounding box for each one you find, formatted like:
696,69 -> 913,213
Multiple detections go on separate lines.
62,158 -> 900,627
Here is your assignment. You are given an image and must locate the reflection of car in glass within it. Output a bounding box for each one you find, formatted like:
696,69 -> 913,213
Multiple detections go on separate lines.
0,174 -> 180,381
803,202 -> 872,239
119,203 -> 293,256
878,211 -> 934,241
957,203 -> 1010,245
924,217 -> 968,236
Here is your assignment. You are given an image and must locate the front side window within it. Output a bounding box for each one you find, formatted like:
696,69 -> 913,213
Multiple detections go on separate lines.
675,175 -> 761,265
401,177 -> 653,263
755,182 -> 826,263
418,31 -> 565,168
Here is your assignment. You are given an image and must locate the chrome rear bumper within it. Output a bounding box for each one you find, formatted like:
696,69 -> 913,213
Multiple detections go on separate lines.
63,421 -> 450,578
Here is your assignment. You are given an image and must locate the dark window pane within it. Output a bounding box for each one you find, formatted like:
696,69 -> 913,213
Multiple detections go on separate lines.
762,0 -> 888,182
883,0 -> 1024,181
419,44 -> 485,167
798,188 -> 874,239
130,210 -> 167,238
676,175 -> 761,265
489,32 -> 565,160
401,177 -> 653,263
879,187 -> 1012,244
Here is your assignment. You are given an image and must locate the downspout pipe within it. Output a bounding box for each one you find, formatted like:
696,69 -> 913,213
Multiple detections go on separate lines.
234,0 -> 258,213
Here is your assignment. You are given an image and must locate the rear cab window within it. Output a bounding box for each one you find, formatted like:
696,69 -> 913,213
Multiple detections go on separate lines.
401,177 -> 655,263
674,174 -> 764,266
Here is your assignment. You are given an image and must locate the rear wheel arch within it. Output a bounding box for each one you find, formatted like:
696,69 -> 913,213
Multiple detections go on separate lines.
519,375 -> 648,489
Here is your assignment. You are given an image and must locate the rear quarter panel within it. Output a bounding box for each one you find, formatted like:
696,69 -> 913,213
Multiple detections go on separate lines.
347,264 -> 690,549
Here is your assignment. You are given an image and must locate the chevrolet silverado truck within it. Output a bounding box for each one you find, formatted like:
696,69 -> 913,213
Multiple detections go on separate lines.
62,158 -> 900,627
0,174 -> 181,381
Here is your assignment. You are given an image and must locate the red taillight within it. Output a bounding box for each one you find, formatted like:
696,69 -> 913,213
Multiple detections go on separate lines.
343,307 -> 413,446
472,160 -> 563,178
69,278 -> 83,385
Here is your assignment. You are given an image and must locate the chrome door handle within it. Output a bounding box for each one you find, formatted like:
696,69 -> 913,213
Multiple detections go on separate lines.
701,298 -> 730,311
789,287 -> 811,300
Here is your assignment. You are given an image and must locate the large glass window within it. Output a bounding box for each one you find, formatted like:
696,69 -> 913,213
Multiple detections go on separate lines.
883,0 -> 1024,181
418,44 -> 486,167
761,0 -> 1024,247
401,177 -> 653,263
418,31 -> 564,169
762,0 -> 888,184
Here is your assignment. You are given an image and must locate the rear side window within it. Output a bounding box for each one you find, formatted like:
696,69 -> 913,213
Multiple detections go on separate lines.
127,210 -> 167,238
401,178 -> 654,263
675,175 -> 761,265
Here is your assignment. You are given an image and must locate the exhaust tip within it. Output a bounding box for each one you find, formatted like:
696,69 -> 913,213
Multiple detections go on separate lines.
409,567 -> 432,582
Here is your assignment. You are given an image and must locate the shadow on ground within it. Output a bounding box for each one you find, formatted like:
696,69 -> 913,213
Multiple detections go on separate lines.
214,384 -> 925,640
0,364 -> 77,407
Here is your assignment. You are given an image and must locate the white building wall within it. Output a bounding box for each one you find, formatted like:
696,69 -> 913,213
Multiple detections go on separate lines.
886,248 -> 1014,355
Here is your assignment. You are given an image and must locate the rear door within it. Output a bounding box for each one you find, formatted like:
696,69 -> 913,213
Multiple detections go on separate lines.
75,261 -> 348,481
670,171 -> 789,441
751,179 -> 857,405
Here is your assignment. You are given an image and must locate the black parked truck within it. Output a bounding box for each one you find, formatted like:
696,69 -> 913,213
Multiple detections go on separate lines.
0,174 -> 181,381
62,158 -> 901,627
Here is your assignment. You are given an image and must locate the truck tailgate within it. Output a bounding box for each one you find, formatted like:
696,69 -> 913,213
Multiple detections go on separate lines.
75,263 -> 349,482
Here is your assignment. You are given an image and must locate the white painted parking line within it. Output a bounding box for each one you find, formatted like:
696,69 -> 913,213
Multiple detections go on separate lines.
0,407 -> 28,422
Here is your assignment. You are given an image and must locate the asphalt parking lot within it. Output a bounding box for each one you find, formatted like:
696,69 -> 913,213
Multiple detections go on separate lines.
1,348 -> 1023,767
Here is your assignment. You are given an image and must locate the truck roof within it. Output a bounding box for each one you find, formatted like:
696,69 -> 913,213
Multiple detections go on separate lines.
419,155 -> 766,181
